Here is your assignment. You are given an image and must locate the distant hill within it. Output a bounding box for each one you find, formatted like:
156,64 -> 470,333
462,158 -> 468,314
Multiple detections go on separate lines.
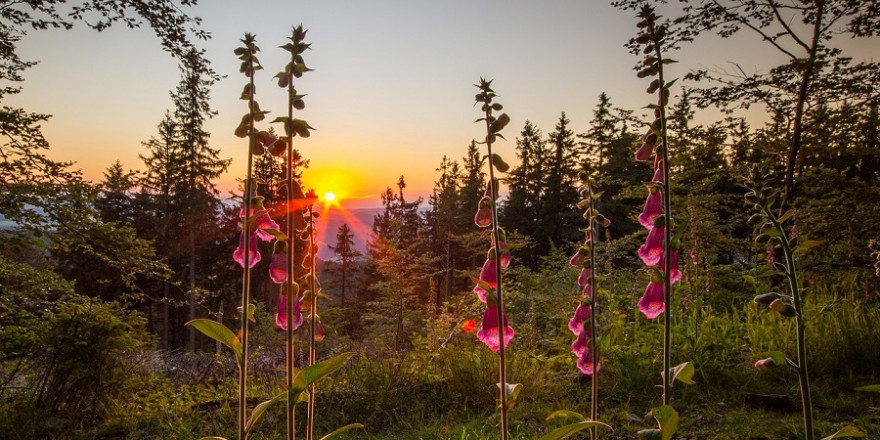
314,207 -> 381,260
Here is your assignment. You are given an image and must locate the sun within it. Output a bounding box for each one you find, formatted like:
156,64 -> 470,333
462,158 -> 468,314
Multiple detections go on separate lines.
323,192 -> 337,203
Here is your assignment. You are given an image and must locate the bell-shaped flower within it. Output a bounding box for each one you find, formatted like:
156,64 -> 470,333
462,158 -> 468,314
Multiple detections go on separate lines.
313,317 -> 326,342
659,251 -> 681,285
568,304 -> 592,334
638,281 -> 665,319
576,348 -> 600,375
255,212 -> 280,242
233,230 -> 261,268
473,259 -> 497,303
477,306 -> 514,352
474,197 -> 492,228
635,130 -> 657,162
491,238 -> 511,269
569,250 -> 586,267
275,292 -> 303,331
571,328 -> 590,356
577,267 -> 592,286
268,251 -> 288,284
639,191 -> 662,230
638,226 -> 664,266
652,160 -> 665,183
581,282 -> 594,298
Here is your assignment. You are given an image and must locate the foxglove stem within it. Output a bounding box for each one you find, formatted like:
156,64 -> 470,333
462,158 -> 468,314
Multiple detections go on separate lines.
767,210 -> 814,440
285,80 -> 297,440
586,185 -> 599,440
238,47 -> 256,440
307,205 -> 318,440
648,20 -> 674,409
485,99 -> 509,440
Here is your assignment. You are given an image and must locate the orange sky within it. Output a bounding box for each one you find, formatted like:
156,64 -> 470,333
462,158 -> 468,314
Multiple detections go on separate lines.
8,1 -> 879,209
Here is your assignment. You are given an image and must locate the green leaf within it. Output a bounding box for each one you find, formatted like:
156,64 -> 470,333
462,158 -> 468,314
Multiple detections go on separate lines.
654,405 -> 679,440
245,393 -> 285,433
545,410 -> 585,422
767,351 -> 787,367
820,426 -> 866,439
664,361 -> 696,386
777,208 -> 795,224
186,319 -> 242,366
261,228 -> 288,241
292,352 -> 355,396
854,384 -> 880,393
319,423 -> 365,440
538,421 -> 613,440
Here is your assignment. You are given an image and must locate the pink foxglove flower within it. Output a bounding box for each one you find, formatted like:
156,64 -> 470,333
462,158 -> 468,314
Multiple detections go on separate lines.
269,251 -> 287,284
492,238 -> 511,269
659,251 -> 681,285
569,251 -> 586,267
581,282 -> 594,298
233,230 -> 261,268
652,160 -> 665,183
635,130 -> 656,162
639,191 -> 662,230
473,259 -> 497,303
477,306 -> 514,352
275,293 -> 303,331
568,304 -> 592,334
577,348 -> 600,375
571,327 -> 590,356
577,267 -> 592,286
638,281 -> 665,319
313,318 -> 326,342
638,226 -> 665,266
474,197 -> 492,228
255,212 -> 280,242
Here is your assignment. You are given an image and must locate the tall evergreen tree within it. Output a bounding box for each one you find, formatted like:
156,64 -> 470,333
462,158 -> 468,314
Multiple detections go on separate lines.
328,223 -> 361,306
535,112 -> 582,259
501,121 -> 546,265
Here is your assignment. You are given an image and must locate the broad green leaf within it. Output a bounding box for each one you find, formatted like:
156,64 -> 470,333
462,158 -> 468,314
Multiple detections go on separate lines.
854,384 -> 880,392
319,423 -> 365,440
820,426 -> 866,439
186,319 -> 242,366
742,274 -> 756,285
545,410 -> 585,422
654,405 -> 679,440
767,351 -> 787,367
664,361 -> 695,386
245,393 -> 285,433
292,352 -> 355,396
538,421 -> 612,440
799,239 -> 826,250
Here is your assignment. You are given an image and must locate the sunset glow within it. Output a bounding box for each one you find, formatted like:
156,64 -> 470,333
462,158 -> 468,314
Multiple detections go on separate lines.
324,192 -> 337,202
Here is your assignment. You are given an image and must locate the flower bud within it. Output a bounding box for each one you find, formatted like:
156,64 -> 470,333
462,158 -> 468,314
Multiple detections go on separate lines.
753,292 -> 783,305
754,357 -> 778,370
768,298 -> 796,317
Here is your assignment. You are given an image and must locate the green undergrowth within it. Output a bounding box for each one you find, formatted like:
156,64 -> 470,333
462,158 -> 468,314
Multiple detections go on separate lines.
2,278 -> 877,439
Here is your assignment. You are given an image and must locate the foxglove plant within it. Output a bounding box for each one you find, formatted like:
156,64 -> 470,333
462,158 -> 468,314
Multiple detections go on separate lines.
472,78 -> 516,440
629,6 -> 694,439
745,168 -> 864,440
187,33 -> 356,440
273,25 -> 314,440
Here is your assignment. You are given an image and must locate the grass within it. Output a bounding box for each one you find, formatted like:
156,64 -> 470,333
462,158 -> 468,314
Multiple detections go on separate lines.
2,274 -> 878,439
